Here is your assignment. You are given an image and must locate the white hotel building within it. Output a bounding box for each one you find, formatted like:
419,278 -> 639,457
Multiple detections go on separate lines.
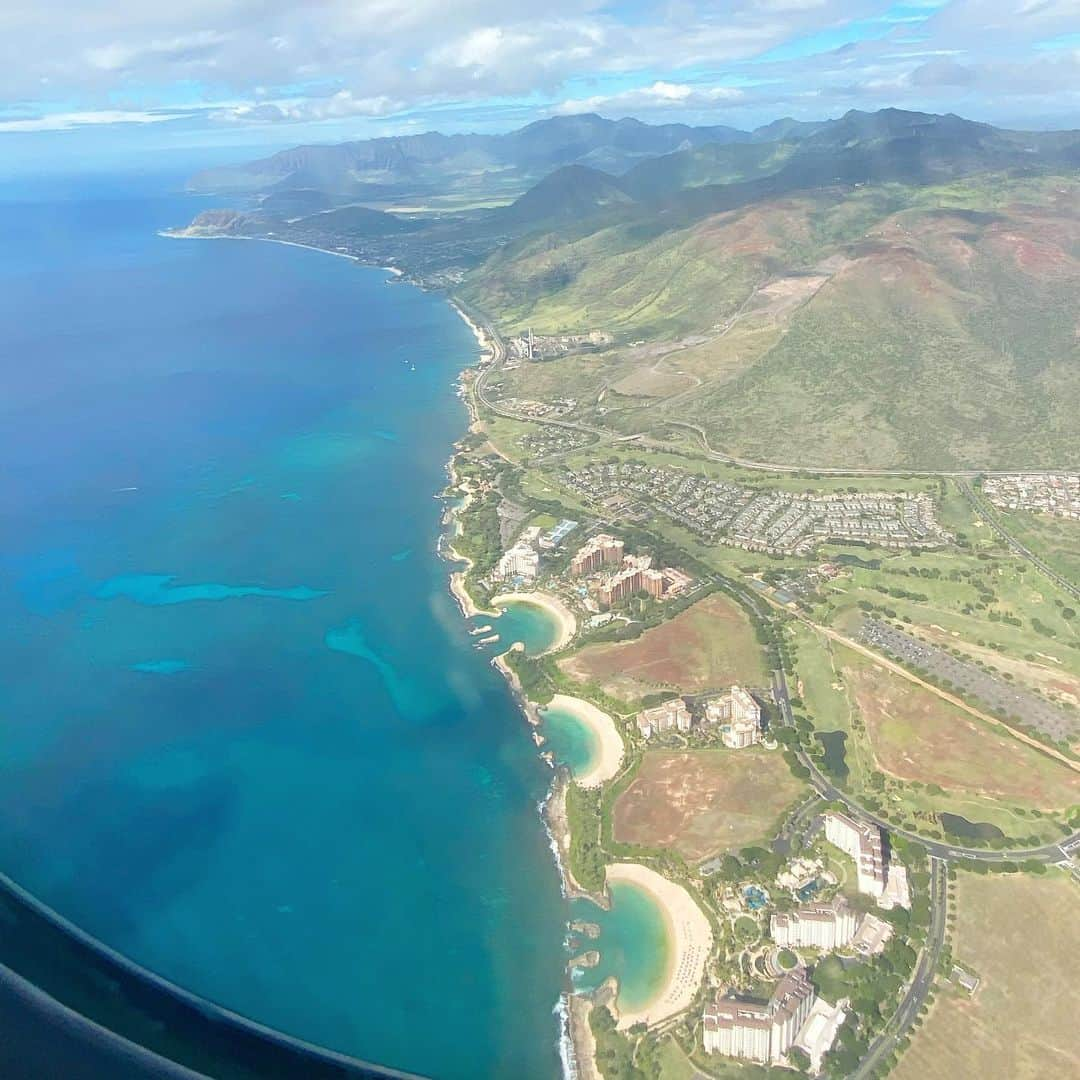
824,812 -> 887,898
703,968 -> 815,1064
770,897 -> 859,951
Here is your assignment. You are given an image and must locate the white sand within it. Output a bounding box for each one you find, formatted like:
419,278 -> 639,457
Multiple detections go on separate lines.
450,302 -> 496,363
546,695 -> 623,788
605,863 -> 713,1030
490,591 -> 576,653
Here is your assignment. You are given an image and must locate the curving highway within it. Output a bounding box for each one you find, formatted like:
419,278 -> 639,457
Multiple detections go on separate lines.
850,858 -> 948,1080
955,478 -> 1079,602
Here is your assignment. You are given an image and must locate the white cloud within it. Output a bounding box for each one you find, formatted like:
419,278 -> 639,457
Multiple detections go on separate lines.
212,90 -> 404,123
0,108 -> 184,132
1,1 -> 1079,135
555,80 -> 745,115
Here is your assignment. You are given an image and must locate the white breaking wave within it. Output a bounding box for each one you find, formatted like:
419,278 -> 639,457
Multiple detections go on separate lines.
554,992 -> 578,1080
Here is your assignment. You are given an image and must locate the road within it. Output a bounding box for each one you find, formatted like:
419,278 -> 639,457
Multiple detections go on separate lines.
467,321 -> 1072,481
770,661 -> 1080,864
850,857 -> 948,1080
956,478 -> 1079,602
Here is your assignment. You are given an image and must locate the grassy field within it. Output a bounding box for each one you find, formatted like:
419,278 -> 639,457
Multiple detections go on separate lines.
480,414 -> 541,463
995,507 -> 1080,586
461,211 -> 766,340
790,627 -> 1076,841
893,871 -> 1080,1080
611,748 -> 806,861
560,592 -> 768,696
843,651 -> 1080,809
818,543 -> 1080,684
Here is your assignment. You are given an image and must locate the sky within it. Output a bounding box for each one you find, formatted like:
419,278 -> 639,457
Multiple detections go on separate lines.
2,0 -> 1080,171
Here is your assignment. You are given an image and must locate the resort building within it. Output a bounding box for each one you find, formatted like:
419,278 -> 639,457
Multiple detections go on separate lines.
637,698 -> 691,739
597,555 -> 667,607
794,997 -> 847,1073
770,897 -> 858,951
823,812 -> 887,898
703,968 -> 815,1064
704,686 -> 762,748
570,533 -> 624,576
851,913 -> 894,958
495,540 -> 540,581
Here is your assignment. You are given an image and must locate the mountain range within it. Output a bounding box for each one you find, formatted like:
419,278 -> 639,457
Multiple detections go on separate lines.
178,108 -> 1080,470
186,113 -> 752,198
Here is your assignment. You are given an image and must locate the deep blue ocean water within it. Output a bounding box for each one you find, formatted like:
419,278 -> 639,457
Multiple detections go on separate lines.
0,173 -> 569,1078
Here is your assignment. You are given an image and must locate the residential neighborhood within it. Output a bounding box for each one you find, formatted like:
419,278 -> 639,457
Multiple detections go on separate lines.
559,461 -> 950,555
982,473 -> 1080,519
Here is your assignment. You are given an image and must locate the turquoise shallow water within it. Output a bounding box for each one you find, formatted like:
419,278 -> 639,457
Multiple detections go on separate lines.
0,175 -> 568,1078
539,707 -> 599,779
570,883 -> 670,1012
489,600 -> 561,656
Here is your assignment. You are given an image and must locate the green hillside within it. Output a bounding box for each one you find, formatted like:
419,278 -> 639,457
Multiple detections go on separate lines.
471,167 -> 1080,470
674,182 -> 1080,469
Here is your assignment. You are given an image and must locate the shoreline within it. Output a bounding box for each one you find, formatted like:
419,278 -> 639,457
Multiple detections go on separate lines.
159,229 -> 376,265
542,772 -> 609,906
165,223 -> 587,1077
172,224 -> 591,1075
490,591 -> 577,654
605,863 -> 713,1030
543,695 -> 624,789
448,300 -> 496,363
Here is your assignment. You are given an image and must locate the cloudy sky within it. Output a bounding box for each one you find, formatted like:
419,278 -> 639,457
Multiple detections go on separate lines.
2,0 -> 1079,166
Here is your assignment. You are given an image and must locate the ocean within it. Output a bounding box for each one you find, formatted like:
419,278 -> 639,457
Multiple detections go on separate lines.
0,170 -> 570,1079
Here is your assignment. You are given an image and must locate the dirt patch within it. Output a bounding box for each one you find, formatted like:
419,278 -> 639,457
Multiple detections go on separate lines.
609,367 -> 696,398
560,592 -> 767,697
893,873 -> 1080,1080
845,660 -> 1080,808
612,749 -> 804,861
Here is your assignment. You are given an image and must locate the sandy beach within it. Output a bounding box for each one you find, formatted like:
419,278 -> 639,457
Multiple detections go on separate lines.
605,863 -> 713,1030
449,301 -> 496,363
490,591 -> 576,653
546,695 -> 623,788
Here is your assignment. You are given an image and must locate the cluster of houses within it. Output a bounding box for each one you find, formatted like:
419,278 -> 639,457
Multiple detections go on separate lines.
495,395 -> 576,419
983,473 -> 1080,519
559,461 -> 950,556
636,687 -> 763,748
